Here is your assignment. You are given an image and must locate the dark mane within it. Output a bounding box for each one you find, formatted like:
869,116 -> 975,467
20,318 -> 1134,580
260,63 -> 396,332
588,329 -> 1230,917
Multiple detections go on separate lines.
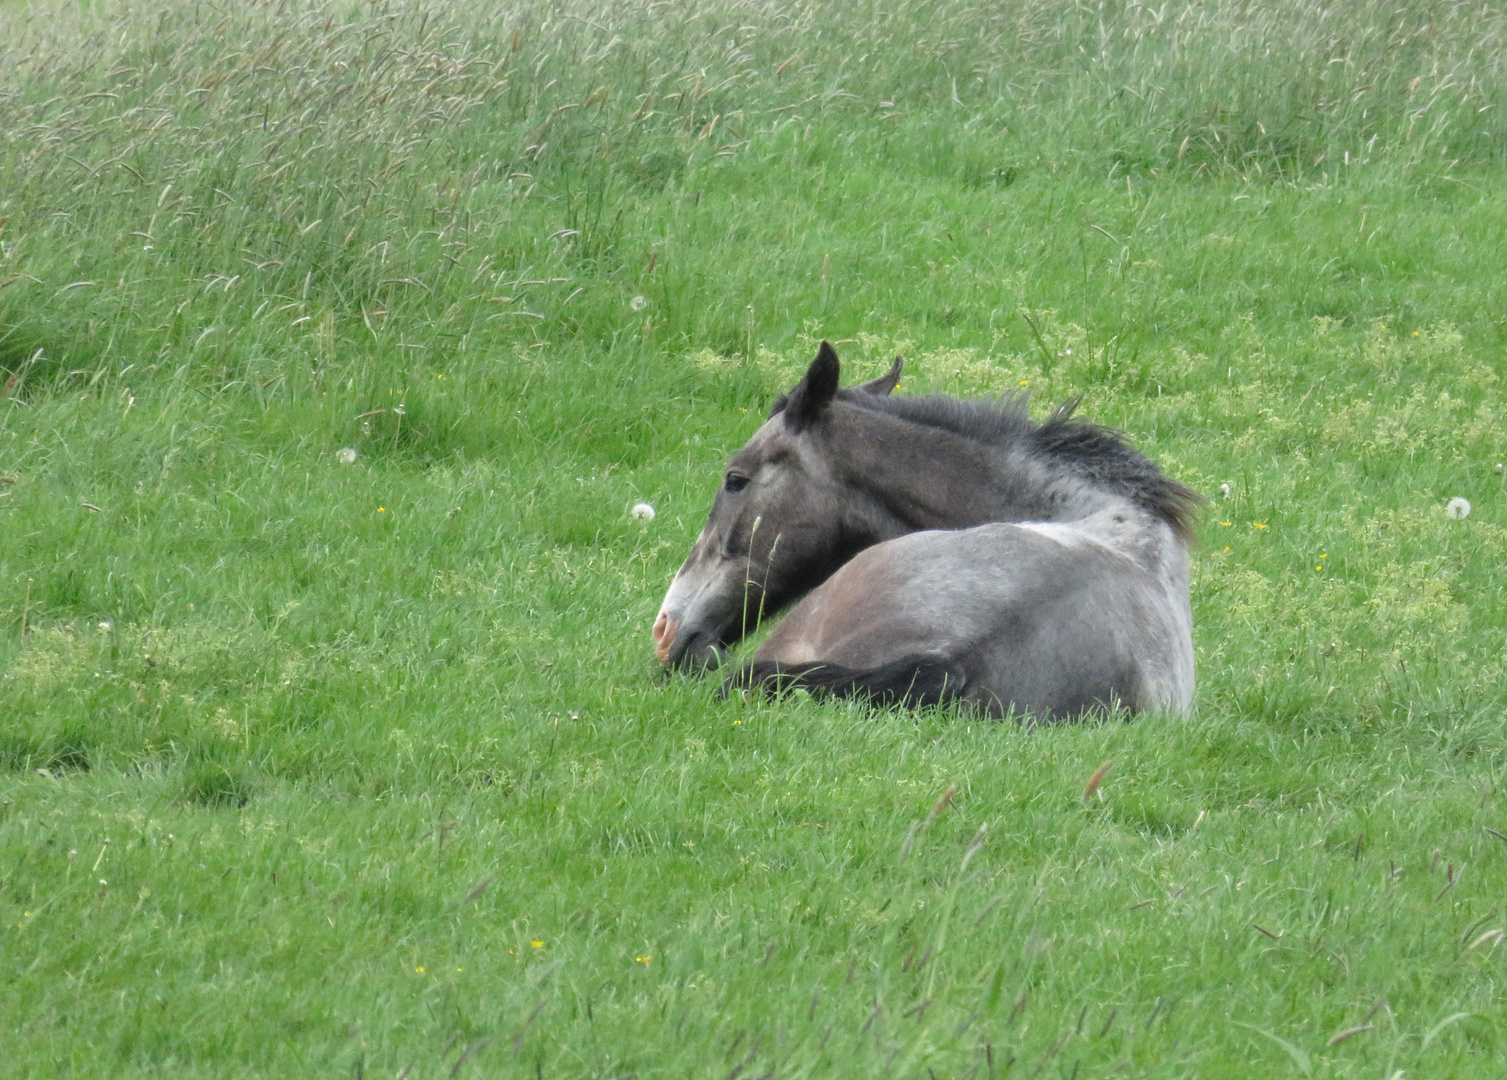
841,389 -> 1205,542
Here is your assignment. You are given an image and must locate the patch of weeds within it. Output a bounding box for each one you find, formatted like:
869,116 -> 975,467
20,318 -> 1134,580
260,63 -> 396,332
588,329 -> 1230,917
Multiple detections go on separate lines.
1109,793 -> 1199,838
627,149 -> 686,192
0,728 -> 94,774
180,762 -> 258,808
960,162 -> 1019,190
45,743 -> 92,773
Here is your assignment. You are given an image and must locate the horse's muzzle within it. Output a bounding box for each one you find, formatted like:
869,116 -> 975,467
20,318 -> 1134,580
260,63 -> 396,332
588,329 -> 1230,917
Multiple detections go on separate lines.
652,612 -> 726,670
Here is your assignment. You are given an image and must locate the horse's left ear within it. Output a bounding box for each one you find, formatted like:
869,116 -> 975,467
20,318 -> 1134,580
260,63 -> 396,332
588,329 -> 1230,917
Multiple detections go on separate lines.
853,356 -> 902,396
783,341 -> 841,431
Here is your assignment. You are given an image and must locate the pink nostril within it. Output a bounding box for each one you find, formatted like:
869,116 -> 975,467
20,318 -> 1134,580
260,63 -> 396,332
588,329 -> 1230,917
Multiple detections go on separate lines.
652,613 -> 678,663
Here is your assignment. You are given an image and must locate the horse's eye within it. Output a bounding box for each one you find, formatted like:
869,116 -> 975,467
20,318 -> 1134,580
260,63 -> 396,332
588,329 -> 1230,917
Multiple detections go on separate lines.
724,472 -> 750,494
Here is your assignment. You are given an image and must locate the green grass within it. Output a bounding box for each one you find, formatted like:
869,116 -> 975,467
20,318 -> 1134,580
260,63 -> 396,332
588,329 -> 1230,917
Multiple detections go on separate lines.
3,0 -> 1507,1076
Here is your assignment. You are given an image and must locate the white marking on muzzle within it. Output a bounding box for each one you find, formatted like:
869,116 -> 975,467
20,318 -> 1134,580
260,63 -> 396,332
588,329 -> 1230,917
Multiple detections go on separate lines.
653,564 -> 726,665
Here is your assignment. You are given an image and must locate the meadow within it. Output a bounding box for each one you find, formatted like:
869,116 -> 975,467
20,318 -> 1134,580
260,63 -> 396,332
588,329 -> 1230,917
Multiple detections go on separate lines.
3,0 -> 1507,1075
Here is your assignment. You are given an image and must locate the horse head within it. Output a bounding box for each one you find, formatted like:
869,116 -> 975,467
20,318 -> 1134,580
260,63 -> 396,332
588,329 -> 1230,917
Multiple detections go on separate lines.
652,342 -> 901,670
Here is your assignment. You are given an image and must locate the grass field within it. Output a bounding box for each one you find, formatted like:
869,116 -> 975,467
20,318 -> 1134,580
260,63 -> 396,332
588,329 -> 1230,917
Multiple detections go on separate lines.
3,0 -> 1507,1075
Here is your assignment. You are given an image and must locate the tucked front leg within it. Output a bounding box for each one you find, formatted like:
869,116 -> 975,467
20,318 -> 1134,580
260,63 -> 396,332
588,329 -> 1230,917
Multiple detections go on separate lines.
723,655 -> 968,709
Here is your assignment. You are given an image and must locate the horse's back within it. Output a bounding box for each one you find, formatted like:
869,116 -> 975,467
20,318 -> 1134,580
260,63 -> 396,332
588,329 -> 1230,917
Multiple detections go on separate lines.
754,520 -> 1193,718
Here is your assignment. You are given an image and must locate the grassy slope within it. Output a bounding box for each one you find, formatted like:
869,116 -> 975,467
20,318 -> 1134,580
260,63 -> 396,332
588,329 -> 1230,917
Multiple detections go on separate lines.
3,0 -> 1507,1076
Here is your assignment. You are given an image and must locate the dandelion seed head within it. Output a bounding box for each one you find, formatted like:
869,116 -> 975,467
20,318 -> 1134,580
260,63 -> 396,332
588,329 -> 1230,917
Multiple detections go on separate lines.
630,502 -> 656,521
630,295 -> 648,311
98,621 -> 112,633
1446,497 -> 1471,520
1219,482 -> 1231,499
336,447 -> 358,465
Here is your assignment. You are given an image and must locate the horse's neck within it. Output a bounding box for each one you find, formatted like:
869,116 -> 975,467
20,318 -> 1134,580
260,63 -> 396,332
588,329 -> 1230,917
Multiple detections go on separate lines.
837,421 -> 1097,535
848,447 -> 1010,536
836,419 -> 1183,573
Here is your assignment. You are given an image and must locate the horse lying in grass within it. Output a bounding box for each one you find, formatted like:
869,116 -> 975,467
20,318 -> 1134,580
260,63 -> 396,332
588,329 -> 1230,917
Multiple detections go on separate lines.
652,342 -> 1203,719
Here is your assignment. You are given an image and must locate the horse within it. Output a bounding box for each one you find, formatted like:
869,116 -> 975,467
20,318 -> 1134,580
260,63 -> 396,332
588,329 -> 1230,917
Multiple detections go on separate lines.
651,341 -> 1203,719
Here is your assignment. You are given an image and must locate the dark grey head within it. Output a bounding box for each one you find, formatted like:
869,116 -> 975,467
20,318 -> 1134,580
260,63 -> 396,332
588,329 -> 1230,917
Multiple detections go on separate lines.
652,343 -> 902,669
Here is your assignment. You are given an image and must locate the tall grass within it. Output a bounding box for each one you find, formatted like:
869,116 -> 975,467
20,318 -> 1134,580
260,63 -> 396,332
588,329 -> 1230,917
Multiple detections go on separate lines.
5,0 -> 1507,386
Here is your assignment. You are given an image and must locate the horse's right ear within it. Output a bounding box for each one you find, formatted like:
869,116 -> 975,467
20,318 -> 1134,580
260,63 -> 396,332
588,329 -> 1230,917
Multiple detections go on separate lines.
853,356 -> 902,396
782,341 -> 841,431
